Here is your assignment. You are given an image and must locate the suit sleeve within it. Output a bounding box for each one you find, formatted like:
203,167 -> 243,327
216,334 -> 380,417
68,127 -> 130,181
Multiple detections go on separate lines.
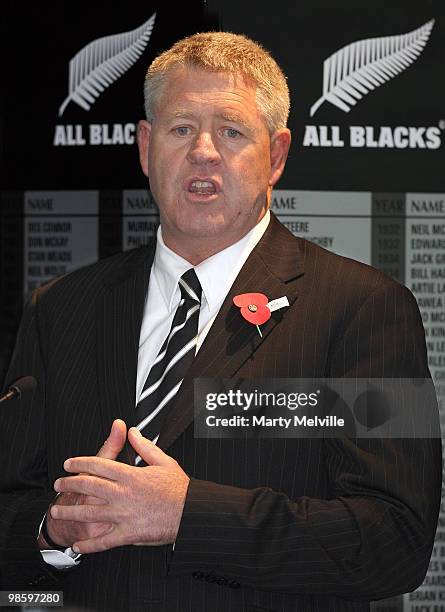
0,293 -> 61,588
169,281 -> 442,599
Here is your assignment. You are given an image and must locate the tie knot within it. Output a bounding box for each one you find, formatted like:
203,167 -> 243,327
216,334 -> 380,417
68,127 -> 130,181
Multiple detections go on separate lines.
179,269 -> 202,304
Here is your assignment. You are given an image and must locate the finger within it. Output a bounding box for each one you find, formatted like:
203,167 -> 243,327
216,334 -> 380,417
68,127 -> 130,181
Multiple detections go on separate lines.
72,529 -> 127,554
64,456 -> 131,481
54,474 -> 114,499
50,503 -> 113,523
97,419 -> 127,459
128,428 -> 175,467
85,495 -> 108,505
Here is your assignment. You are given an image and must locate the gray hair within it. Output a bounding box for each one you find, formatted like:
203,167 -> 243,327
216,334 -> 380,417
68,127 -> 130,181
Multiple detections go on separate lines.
143,31 -> 290,133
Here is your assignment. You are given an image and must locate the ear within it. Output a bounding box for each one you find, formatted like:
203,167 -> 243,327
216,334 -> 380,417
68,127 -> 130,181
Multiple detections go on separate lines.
137,120 -> 152,178
269,128 -> 291,187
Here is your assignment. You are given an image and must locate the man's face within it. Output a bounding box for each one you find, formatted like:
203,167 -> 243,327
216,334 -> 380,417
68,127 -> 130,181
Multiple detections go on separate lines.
137,66 -> 290,260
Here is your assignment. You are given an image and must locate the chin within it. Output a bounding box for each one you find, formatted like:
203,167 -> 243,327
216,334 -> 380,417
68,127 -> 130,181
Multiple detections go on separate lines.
178,212 -> 231,236
180,223 -> 226,239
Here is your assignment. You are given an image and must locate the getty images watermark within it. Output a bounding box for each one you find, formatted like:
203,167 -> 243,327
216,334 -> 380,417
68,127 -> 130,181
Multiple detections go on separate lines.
193,379 -> 440,439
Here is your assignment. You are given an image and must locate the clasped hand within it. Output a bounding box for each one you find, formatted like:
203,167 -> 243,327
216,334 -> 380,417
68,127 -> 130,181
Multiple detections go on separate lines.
44,420 -> 190,554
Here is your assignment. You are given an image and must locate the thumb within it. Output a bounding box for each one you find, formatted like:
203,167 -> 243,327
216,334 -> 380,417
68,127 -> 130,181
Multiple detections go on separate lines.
128,427 -> 172,466
97,419 -> 127,459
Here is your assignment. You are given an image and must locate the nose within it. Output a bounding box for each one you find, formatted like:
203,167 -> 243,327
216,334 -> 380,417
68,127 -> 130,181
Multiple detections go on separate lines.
186,131 -> 221,165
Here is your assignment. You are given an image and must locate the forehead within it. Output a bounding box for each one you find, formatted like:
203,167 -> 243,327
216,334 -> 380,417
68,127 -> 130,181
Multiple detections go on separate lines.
155,66 -> 263,121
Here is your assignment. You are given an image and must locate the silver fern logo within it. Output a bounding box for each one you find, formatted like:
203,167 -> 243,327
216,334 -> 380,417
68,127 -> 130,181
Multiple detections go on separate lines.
310,19 -> 434,117
59,13 -> 156,117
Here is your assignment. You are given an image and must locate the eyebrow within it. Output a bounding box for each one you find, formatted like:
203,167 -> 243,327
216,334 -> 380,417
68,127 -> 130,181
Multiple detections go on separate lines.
217,112 -> 251,129
172,110 -> 195,120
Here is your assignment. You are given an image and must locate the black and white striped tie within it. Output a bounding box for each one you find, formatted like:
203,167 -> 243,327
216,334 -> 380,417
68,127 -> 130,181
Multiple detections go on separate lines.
134,268 -> 202,462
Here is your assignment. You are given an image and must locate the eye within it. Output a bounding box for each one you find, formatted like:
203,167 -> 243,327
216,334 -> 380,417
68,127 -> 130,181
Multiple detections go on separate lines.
173,126 -> 191,136
222,128 -> 242,139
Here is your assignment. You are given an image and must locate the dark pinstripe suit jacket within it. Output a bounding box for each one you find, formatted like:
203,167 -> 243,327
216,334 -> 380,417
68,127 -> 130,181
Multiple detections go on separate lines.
0,214 -> 441,612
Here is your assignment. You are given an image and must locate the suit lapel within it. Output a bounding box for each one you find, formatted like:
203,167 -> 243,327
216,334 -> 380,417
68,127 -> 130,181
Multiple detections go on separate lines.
96,245 -> 155,459
158,215 -> 305,450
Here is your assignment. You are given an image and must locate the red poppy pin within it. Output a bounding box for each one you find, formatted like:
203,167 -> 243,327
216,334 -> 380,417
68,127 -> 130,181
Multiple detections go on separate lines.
233,293 -> 271,338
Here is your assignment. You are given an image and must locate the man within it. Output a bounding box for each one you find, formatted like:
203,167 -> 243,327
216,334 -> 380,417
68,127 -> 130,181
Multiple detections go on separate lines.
0,32 -> 441,612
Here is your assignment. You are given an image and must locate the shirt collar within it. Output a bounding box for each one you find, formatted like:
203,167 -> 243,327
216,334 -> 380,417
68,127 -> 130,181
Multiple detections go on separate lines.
152,232 -> 192,313
153,211 -> 271,313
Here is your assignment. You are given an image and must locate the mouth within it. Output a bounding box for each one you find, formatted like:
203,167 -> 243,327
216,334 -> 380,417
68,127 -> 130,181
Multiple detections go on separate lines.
185,177 -> 221,198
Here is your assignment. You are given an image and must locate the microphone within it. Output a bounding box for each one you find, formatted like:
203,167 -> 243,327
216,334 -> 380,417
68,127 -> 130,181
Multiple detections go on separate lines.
0,376 -> 37,404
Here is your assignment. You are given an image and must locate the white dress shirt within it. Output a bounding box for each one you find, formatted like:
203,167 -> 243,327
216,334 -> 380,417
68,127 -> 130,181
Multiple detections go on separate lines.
40,211 -> 270,568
